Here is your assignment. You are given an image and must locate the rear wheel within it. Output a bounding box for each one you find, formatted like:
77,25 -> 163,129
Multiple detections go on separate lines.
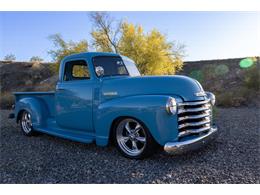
20,111 -> 35,136
113,118 -> 158,159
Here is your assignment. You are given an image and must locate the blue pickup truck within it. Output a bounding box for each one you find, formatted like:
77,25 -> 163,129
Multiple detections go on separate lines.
10,52 -> 218,159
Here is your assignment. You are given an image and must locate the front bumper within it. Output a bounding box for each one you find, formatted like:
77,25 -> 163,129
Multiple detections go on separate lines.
164,126 -> 218,154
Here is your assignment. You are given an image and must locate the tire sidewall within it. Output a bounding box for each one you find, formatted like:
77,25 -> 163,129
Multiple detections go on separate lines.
20,111 -> 34,136
113,117 -> 158,159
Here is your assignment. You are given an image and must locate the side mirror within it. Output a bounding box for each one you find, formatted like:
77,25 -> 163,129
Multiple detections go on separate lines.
95,66 -> 104,77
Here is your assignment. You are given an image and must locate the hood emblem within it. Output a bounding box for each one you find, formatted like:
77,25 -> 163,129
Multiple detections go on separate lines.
195,91 -> 206,97
103,91 -> 118,96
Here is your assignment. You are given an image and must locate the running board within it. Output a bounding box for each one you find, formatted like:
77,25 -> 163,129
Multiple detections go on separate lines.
35,126 -> 95,144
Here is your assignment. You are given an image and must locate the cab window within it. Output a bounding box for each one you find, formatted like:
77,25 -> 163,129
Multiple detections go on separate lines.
64,60 -> 90,81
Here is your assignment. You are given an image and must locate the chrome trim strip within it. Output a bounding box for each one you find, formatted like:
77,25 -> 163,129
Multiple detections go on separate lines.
178,106 -> 210,114
178,112 -> 211,121
178,125 -> 211,137
178,99 -> 210,106
195,91 -> 207,97
164,126 -> 218,154
178,118 -> 210,129
103,91 -> 118,96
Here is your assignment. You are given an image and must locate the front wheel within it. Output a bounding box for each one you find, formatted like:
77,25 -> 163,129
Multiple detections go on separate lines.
113,118 -> 158,159
20,110 -> 35,136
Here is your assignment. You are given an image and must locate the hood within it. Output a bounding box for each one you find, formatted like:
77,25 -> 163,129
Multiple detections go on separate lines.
101,75 -> 206,102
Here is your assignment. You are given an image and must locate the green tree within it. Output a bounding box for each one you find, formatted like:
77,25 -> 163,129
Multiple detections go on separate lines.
30,56 -> 44,63
90,12 -> 184,75
48,34 -> 88,71
3,54 -> 16,61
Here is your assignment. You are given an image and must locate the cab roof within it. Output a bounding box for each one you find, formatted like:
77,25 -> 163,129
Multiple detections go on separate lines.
62,52 -> 120,62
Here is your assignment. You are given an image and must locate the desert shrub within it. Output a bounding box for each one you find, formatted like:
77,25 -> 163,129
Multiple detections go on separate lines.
243,65 -> 260,90
216,86 -> 257,107
3,54 -> 16,62
216,92 -> 244,107
202,65 -> 216,79
200,65 -> 218,90
214,64 -> 229,76
189,70 -> 204,83
0,92 -> 14,109
30,56 -> 44,63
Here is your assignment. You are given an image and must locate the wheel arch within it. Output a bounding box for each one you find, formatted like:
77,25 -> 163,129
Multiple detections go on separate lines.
94,95 -> 179,146
15,97 -> 49,128
108,115 -> 154,145
16,109 -> 27,123
108,116 -> 124,144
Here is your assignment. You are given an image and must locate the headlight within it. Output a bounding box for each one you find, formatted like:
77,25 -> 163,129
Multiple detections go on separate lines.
206,92 -> 216,106
166,97 -> 177,115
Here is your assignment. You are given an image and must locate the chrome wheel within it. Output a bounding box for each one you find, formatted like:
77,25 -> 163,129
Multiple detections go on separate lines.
21,111 -> 32,134
116,118 -> 147,157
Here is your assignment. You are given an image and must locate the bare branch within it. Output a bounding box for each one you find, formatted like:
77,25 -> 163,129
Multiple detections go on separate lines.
90,12 -> 121,53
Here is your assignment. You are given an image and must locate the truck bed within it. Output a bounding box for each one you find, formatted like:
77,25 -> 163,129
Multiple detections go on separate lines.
14,91 -> 56,118
13,91 -> 95,143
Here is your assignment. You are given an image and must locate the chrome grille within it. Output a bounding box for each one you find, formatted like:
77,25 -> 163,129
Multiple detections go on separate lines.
177,99 -> 212,138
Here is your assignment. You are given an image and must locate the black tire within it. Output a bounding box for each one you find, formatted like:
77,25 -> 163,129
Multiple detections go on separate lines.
113,117 -> 158,159
19,110 -> 36,136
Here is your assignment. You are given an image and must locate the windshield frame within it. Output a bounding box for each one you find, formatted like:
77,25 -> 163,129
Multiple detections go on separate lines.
92,55 -> 130,78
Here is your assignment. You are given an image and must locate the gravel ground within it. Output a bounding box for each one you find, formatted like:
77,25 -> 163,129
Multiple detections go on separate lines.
0,108 -> 259,184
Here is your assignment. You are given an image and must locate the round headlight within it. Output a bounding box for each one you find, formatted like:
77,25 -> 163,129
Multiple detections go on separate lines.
206,92 -> 216,106
166,97 -> 177,115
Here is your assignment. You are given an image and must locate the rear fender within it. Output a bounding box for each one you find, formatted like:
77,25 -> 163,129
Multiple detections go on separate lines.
15,97 -> 49,128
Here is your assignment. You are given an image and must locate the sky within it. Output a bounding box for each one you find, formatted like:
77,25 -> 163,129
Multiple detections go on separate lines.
0,11 -> 259,62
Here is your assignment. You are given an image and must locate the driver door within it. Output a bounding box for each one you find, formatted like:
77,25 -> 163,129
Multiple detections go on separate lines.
55,59 -> 94,133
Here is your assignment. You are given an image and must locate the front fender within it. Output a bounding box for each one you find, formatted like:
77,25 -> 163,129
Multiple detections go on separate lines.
94,95 -> 181,146
15,97 -> 48,128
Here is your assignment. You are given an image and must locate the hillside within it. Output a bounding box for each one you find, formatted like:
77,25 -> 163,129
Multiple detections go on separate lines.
179,57 -> 260,107
0,56 -> 259,109
0,61 -> 56,109
0,61 -> 55,92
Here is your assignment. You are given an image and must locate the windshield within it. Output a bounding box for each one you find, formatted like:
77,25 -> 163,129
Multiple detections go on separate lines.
93,56 -> 140,77
121,56 -> 141,76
